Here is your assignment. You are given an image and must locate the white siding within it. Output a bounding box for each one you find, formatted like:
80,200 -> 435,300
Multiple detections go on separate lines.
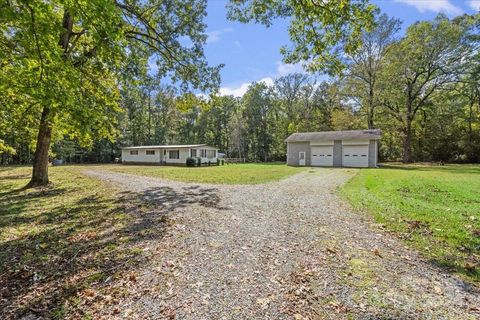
122,148 -> 161,163
122,146 -> 218,165
310,140 -> 334,146
342,139 -> 370,145
190,147 -> 218,164
163,148 -> 189,164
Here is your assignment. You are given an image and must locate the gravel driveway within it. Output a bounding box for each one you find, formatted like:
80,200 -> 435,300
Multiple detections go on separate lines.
85,168 -> 479,319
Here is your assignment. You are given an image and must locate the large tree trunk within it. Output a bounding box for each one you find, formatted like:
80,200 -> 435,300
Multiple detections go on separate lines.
27,106 -> 52,187
402,114 -> 413,163
26,10 -> 71,188
367,81 -> 375,129
468,100 -> 474,143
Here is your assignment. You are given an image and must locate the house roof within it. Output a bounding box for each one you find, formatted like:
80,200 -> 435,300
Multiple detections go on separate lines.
285,130 -> 381,142
121,144 -> 217,150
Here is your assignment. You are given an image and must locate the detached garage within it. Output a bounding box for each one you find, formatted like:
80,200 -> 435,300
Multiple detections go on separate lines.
285,130 -> 380,168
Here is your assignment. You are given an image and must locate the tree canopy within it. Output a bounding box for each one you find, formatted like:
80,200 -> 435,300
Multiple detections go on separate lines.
0,0 -> 221,185
227,0 -> 377,74
378,14 -> 479,162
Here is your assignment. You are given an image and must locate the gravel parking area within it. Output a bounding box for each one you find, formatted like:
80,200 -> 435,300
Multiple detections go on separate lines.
85,168 -> 479,319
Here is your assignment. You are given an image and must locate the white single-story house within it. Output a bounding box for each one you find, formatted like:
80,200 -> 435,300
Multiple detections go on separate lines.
285,130 -> 381,168
121,144 -> 218,165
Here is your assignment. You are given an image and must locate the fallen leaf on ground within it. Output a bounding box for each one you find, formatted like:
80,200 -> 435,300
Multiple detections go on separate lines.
326,247 -> 336,254
469,306 -> 480,313
83,289 -> 96,297
129,273 -> 137,282
465,262 -> 476,271
256,297 -> 271,309
372,248 -> 382,257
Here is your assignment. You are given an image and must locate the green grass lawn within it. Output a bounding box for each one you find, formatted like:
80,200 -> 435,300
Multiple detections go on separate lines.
341,163 -> 480,282
103,162 -> 305,184
0,166 -> 153,319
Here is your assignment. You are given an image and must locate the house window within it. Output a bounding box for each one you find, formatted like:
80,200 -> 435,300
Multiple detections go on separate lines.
200,149 -> 206,157
130,150 -> 138,155
146,150 -> 155,155
206,150 -> 216,158
191,149 -> 197,157
169,150 -> 179,159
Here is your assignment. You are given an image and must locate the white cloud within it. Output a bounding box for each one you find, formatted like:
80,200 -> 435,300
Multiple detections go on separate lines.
219,77 -> 274,97
218,61 -> 307,97
276,61 -> 305,76
206,28 -> 234,44
394,0 -> 463,15
468,0 -> 480,10
195,92 -> 209,99
148,55 -> 159,74
258,77 -> 275,86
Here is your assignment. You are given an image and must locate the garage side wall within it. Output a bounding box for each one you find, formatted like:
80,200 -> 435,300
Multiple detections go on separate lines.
287,142 -> 310,166
368,140 -> 377,167
333,140 -> 342,167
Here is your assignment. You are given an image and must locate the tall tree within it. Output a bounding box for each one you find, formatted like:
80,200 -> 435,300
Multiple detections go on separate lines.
241,82 -> 273,161
345,14 -> 401,129
0,0 -> 220,186
273,73 -> 312,131
228,111 -> 247,158
379,15 -> 478,162
227,0 -> 376,74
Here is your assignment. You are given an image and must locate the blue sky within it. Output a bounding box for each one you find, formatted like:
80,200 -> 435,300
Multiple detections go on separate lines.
201,0 -> 479,96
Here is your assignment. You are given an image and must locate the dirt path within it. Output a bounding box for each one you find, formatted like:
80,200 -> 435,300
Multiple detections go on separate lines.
85,168 -> 479,319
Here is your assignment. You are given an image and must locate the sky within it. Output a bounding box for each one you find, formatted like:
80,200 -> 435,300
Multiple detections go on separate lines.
200,0 -> 480,97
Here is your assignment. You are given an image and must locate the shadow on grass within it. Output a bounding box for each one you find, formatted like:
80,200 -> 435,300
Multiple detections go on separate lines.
379,163 -> 480,175
0,166 -> 26,173
428,257 -> 480,287
0,175 -> 221,319
405,228 -> 480,285
0,187 -> 68,228
0,173 -> 31,181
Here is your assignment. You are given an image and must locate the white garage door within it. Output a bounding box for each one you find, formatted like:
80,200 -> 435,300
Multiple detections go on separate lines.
311,146 -> 333,166
342,145 -> 369,167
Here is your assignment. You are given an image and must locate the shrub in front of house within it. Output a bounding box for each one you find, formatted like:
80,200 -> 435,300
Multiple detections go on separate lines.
220,159 -> 225,165
217,158 -> 220,166
196,157 -> 202,167
186,157 -> 196,167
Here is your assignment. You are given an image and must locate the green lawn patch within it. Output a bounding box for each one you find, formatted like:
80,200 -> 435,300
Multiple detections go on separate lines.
341,163 -> 480,282
0,166 -> 157,319
103,162 -> 305,184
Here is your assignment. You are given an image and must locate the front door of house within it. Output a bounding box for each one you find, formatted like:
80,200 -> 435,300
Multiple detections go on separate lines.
299,152 -> 306,166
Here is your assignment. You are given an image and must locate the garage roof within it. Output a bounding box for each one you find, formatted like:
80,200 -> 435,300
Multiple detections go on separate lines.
285,130 -> 381,142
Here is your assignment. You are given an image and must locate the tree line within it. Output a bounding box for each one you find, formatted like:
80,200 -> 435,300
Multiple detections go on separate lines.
121,13 -> 480,163
9,13 -> 479,164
